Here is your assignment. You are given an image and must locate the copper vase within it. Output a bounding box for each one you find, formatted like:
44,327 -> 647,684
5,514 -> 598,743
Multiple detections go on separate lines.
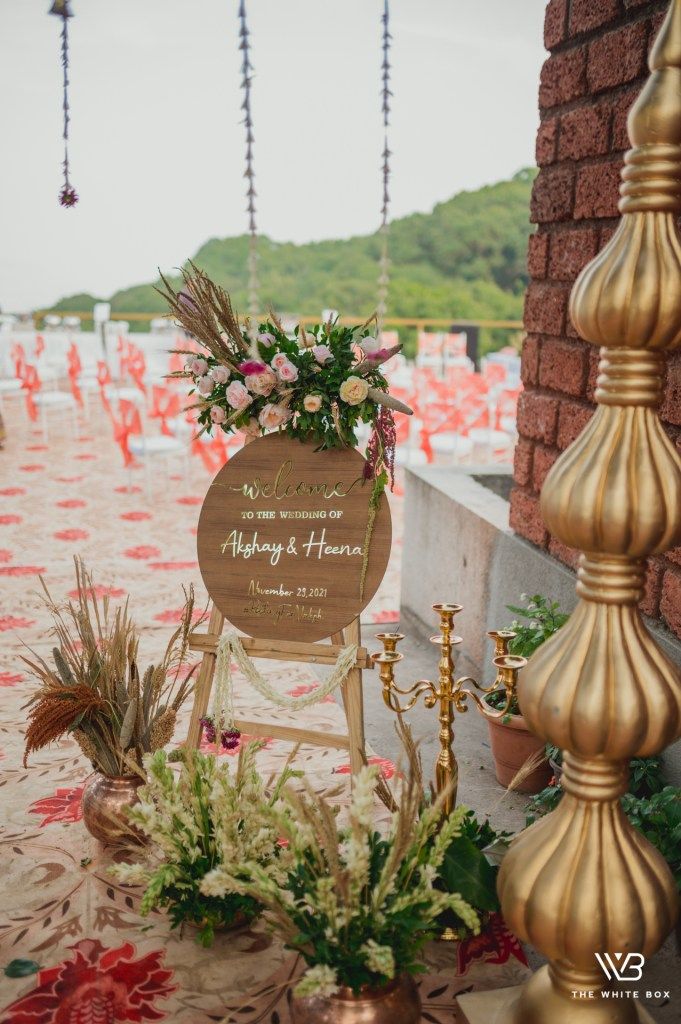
81,772 -> 144,844
290,975 -> 421,1024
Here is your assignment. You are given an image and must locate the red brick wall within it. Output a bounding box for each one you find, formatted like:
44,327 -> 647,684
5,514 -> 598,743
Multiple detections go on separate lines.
511,0 -> 681,639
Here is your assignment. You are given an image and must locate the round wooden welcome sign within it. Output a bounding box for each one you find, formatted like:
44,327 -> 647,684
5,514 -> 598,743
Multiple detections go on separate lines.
197,434 -> 392,642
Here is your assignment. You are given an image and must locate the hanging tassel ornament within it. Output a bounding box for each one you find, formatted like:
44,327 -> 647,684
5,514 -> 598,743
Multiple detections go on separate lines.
50,0 -> 78,207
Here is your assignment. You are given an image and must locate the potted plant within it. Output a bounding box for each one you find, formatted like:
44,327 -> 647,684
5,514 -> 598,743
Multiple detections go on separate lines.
22,558 -> 201,843
482,594 -> 569,794
111,743 -> 295,945
230,762 -> 480,1024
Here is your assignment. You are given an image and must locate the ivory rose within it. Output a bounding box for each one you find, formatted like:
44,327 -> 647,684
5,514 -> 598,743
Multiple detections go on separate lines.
312,344 -> 333,364
245,367 -> 277,396
210,406 -> 227,424
276,359 -> 299,383
197,375 -> 214,397
212,365 -> 230,384
225,380 -> 252,410
259,402 -> 292,429
303,394 -> 322,413
339,375 -> 369,406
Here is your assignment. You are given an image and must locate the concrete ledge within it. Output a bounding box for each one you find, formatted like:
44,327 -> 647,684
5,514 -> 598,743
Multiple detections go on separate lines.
400,464 -> 681,783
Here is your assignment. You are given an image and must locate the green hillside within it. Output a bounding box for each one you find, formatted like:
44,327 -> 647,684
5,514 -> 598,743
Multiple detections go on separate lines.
51,168 -> 534,345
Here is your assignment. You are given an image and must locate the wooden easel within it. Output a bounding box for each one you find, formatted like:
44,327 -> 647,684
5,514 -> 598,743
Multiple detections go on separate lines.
185,606 -> 372,774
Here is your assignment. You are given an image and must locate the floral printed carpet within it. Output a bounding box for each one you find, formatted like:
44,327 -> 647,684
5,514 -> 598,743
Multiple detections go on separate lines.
0,405 -> 527,1022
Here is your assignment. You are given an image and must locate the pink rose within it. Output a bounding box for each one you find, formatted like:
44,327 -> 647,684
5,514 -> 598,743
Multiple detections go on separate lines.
271,352 -> 290,371
312,345 -> 333,364
210,406 -> 227,424
197,375 -> 214,396
257,332 -> 275,347
245,367 -> 277,396
304,394 -> 322,413
212,365 -> 230,384
277,359 -> 299,383
259,402 -> 292,430
189,357 -> 208,376
225,380 -> 252,410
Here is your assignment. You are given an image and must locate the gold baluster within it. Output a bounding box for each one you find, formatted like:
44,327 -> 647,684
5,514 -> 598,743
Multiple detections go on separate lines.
461,7 -> 681,1021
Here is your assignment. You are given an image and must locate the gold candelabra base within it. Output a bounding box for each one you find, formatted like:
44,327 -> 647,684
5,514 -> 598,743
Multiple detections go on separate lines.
371,605 -> 525,814
457,978 -> 656,1024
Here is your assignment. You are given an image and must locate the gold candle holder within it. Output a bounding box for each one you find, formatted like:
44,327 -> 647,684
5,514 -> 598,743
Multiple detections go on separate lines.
460,6 -> 681,1022
371,605 -> 526,814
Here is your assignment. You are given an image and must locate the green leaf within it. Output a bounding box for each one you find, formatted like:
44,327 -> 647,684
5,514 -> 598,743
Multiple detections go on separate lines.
4,959 -> 40,978
439,835 -> 499,911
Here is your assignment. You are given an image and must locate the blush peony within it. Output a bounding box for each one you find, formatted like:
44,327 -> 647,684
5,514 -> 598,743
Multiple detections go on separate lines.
189,357 -> 208,377
277,359 -> 299,383
339,375 -> 369,406
245,367 -> 277,396
212,365 -> 230,384
259,402 -> 292,429
303,394 -> 322,412
312,344 -> 333,364
197,375 -> 215,396
210,406 -> 227,423
225,380 -> 252,410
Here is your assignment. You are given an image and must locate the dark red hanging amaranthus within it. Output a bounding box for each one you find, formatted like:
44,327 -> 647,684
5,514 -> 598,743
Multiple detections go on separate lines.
49,0 -> 78,207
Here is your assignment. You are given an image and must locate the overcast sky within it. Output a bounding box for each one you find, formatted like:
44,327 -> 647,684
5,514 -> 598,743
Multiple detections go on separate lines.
1,0 -> 546,312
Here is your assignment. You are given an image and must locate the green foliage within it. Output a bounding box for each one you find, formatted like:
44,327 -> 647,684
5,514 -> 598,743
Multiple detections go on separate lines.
4,960 -> 40,979
525,757 -> 681,890
506,594 -> 570,659
436,810 -> 511,935
48,171 -> 534,343
621,788 -> 681,890
485,594 -> 570,720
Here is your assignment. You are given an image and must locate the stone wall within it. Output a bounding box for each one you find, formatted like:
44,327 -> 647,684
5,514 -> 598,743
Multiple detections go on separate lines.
511,0 -> 681,639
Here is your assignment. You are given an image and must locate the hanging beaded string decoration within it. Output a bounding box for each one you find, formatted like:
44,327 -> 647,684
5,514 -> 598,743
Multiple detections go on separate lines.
49,0 -> 78,207
238,0 -> 258,317
377,0 -> 392,331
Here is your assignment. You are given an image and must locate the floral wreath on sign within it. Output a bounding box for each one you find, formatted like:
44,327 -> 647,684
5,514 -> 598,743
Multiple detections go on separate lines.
159,265 -> 412,592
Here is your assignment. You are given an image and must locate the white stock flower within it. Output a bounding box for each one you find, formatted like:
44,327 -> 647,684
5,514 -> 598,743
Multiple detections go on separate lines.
294,965 -> 339,999
362,939 -> 395,979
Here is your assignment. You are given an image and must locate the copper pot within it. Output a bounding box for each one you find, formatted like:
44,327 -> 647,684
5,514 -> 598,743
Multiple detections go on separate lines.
290,974 -> 421,1024
81,772 -> 144,844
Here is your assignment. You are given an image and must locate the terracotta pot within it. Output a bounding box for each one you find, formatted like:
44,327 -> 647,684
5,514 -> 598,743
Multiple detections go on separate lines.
290,974 -> 421,1024
81,772 -> 144,844
482,710 -> 552,794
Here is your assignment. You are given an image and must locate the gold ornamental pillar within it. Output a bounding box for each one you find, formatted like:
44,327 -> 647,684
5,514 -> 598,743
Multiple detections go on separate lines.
461,4 -> 681,1021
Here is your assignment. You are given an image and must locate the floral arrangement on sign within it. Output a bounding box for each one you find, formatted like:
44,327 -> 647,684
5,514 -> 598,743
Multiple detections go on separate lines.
22,559 -> 201,777
111,743 -> 297,946
158,265 -> 412,587
206,758 -> 480,997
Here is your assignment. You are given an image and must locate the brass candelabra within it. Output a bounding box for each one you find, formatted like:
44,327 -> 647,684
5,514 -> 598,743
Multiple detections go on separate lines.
371,603 -> 526,814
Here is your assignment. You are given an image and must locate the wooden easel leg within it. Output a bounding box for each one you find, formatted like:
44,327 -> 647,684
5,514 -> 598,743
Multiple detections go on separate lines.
185,603 -> 225,749
338,618 -> 367,775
